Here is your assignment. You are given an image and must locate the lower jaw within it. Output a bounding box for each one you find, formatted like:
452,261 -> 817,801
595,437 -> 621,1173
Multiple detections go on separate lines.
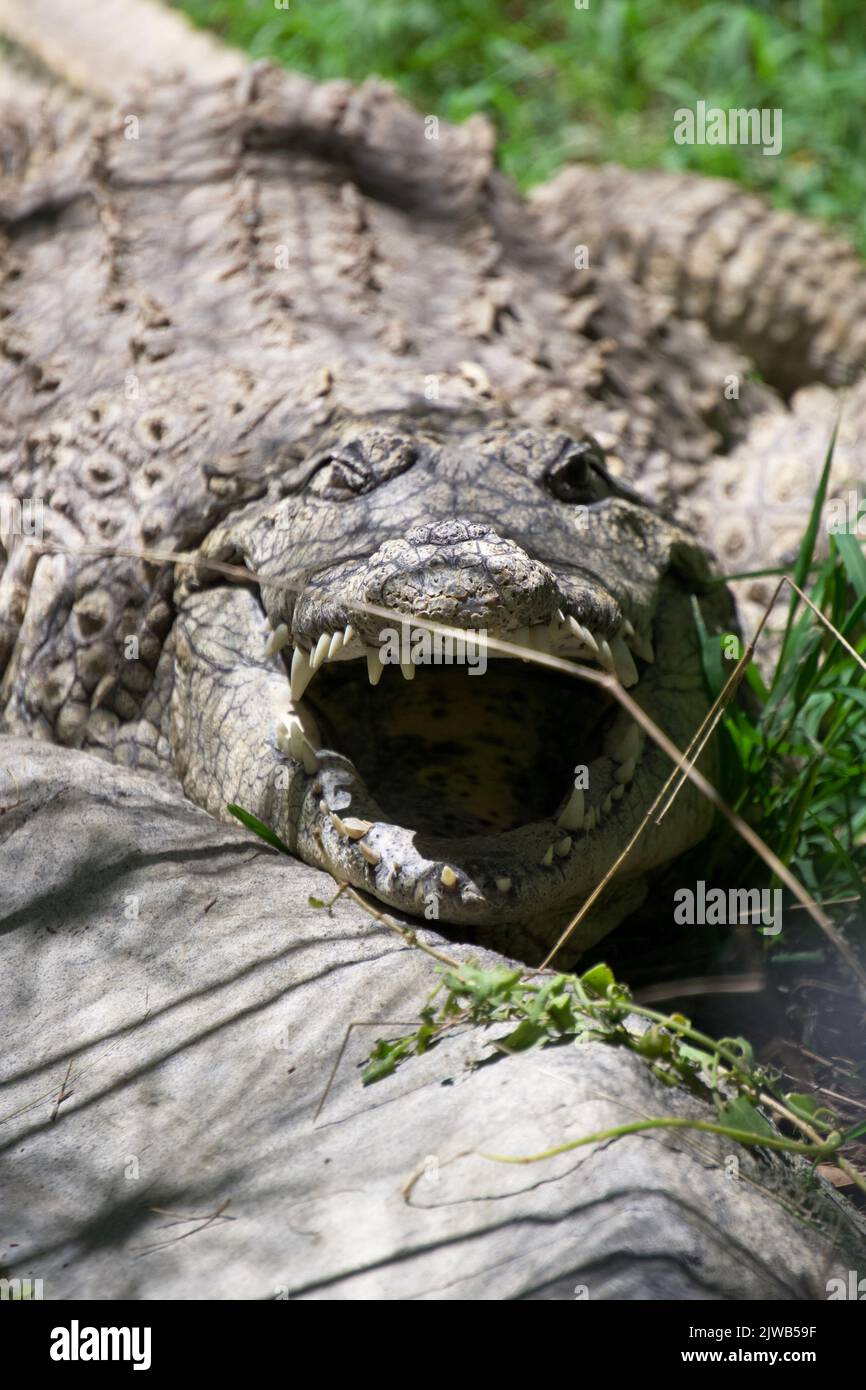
291,740 -> 645,931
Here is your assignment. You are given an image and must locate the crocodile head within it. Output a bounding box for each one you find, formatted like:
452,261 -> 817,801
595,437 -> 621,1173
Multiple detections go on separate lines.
174,405 -> 719,961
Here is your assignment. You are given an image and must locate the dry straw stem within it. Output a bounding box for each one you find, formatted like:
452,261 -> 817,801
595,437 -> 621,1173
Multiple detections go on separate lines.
24,538 -> 866,993
334,880 -> 462,971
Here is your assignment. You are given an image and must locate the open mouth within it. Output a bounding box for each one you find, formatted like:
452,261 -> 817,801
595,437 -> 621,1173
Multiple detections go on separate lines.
306,659 -> 618,839
265,609 -> 654,915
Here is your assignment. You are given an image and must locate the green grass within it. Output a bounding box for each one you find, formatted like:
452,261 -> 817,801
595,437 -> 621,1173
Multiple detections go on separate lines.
697,438 -> 866,945
173,0 -> 866,252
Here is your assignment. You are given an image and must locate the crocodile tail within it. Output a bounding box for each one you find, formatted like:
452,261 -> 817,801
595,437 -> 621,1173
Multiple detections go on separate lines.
531,164 -> 866,395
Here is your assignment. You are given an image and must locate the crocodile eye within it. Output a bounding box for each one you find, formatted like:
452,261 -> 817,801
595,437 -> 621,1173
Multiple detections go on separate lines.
545,439 -> 608,504
306,435 -> 418,500
308,454 -> 370,501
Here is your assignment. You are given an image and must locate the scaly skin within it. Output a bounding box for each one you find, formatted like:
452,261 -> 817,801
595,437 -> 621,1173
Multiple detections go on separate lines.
1,37 -> 863,959
532,164 -> 866,395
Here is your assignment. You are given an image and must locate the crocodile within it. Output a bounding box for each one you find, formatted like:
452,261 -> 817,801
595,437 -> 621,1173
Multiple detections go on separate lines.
2,5 -> 866,964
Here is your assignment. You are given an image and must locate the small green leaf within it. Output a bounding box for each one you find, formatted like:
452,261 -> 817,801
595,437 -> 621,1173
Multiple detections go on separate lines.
636,1025 -> 672,1059
773,418 -> 838,687
362,1036 -> 414,1084
718,1096 -> 776,1141
718,1035 -> 755,1068
834,530 -> 866,601
500,1019 -> 548,1052
784,1092 -> 819,1118
227,803 -> 292,854
580,963 -> 615,996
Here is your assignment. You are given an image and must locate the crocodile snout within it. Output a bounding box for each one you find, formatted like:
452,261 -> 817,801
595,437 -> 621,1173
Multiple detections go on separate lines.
366,519 -> 559,632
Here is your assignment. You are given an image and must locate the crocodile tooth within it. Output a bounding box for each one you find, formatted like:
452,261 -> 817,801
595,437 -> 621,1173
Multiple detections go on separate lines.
311,632 -> 331,670
554,835 -> 572,857
614,756 -> 637,785
540,844 -> 554,867
265,623 -> 290,658
344,624 -> 356,646
297,735 -> 321,768
359,841 -> 381,866
602,792 -> 613,815
290,646 -> 314,702
557,785 -> 584,830
278,712 -> 320,773
585,806 -> 597,830
610,634 -> 639,687
631,631 -> 655,663
400,660 -> 415,681
527,626 -> 550,653
461,885 -> 485,905
578,625 -> 600,656
440,864 -> 458,888
329,810 -> 348,837
613,722 -> 642,764
572,621 -> 598,654
556,608 -> 566,623
342,817 -> 373,840
597,639 -> 616,675
495,875 -> 512,892
276,726 -> 315,774
328,630 -> 344,660
366,647 -> 384,686
621,619 -> 635,639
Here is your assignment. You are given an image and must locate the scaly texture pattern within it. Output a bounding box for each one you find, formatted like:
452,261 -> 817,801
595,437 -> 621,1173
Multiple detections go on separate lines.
0,6 -> 863,951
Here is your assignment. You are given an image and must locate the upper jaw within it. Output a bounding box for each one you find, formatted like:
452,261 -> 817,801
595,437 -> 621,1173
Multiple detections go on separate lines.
266,568 -> 655,698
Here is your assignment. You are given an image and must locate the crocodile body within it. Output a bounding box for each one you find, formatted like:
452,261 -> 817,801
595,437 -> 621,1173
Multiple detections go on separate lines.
2,0 -> 866,1303
2,12 -> 865,961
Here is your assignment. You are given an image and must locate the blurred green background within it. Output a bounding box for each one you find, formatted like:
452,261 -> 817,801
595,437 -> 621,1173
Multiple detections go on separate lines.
172,0 -> 866,252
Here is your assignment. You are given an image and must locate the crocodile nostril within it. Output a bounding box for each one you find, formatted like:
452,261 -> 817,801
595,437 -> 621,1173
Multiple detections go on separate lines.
406,520 -> 496,547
